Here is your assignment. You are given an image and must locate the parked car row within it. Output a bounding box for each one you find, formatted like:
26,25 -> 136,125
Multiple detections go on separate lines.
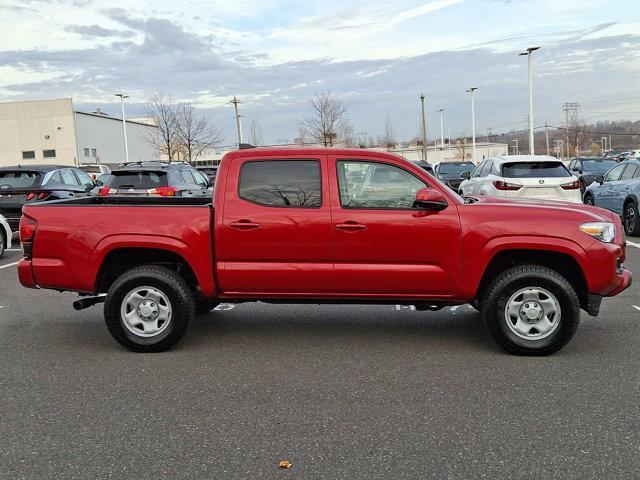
0,162 -> 216,231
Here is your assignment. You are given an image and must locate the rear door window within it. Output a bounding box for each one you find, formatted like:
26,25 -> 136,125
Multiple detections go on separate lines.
502,162 -> 571,178
480,160 -> 493,177
60,169 -> 80,186
239,160 -> 322,208
621,165 -> 638,180
108,171 -> 168,189
180,170 -> 197,185
0,171 -> 40,189
604,164 -> 626,182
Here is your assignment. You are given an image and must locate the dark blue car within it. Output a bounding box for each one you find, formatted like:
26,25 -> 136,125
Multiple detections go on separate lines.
583,159 -> 640,236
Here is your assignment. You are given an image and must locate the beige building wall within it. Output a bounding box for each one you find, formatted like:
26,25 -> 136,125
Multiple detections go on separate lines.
0,98 -> 77,166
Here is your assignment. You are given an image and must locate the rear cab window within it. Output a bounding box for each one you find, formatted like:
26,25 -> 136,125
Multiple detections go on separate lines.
501,162 -> 571,178
238,160 -> 321,208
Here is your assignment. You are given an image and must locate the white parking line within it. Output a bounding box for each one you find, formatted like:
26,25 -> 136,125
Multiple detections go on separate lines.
213,303 -> 235,311
633,305 -> 640,312
0,261 -> 18,270
6,248 -> 21,252
627,240 -> 640,249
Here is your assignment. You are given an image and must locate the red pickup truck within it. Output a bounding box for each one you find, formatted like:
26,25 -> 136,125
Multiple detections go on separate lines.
18,148 -> 631,355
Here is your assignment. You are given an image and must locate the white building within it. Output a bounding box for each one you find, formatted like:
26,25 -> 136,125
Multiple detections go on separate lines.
0,98 -> 159,167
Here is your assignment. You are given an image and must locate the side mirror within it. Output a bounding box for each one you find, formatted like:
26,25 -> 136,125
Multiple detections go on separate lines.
413,188 -> 448,211
94,180 -> 104,187
595,175 -> 604,185
460,171 -> 471,180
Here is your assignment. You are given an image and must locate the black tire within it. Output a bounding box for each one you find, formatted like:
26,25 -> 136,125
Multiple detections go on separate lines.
623,201 -> 640,236
481,265 -> 580,356
104,265 -> 195,352
579,180 -> 586,196
0,231 -> 4,258
470,298 -> 481,312
194,294 -> 220,314
583,193 -> 594,206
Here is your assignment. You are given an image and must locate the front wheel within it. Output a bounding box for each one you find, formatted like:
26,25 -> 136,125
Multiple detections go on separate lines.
0,232 -> 4,258
583,194 -> 594,206
624,202 -> 640,236
481,265 -> 580,355
104,265 -> 195,352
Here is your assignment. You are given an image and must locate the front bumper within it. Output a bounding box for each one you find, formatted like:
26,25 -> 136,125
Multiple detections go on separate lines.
606,268 -> 632,297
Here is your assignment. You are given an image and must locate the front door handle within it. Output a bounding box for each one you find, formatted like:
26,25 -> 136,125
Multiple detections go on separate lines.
336,221 -> 366,232
230,219 -> 260,230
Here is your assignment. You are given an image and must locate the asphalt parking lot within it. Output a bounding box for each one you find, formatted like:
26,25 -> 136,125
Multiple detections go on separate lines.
1,238 -> 639,479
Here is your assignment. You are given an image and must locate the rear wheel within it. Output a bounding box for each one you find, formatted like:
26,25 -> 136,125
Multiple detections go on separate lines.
104,265 -> 194,352
624,201 -> 640,236
481,265 -> 580,355
0,231 -> 4,258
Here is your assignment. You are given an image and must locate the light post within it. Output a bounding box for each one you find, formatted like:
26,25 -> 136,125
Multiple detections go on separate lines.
519,47 -> 540,155
466,87 -> 478,163
437,108 -> 445,150
114,93 -> 130,163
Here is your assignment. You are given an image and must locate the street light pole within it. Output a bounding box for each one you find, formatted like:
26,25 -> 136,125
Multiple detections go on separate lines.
420,94 -> 428,162
437,108 -> 445,150
466,87 -> 478,163
114,93 -> 130,163
230,96 -> 243,147
519,47 -> 540,156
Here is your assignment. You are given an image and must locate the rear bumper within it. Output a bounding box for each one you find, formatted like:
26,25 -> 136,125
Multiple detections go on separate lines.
17,259 -> 37,289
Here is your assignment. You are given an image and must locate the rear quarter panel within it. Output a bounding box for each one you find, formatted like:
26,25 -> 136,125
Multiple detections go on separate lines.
24,204 -> 215,296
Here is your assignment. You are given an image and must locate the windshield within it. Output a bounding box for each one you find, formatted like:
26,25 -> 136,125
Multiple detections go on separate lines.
582,159 -> 616,173
0,171 -> 41,189
438,163 -> 474,175
107,171 -> 168,189
501,161 -> 571,178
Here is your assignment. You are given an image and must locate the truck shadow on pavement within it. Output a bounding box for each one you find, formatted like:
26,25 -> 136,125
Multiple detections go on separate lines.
180,305 -> 497,353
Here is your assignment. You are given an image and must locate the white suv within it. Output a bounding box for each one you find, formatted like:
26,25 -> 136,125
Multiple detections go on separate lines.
458,155 -> 582,203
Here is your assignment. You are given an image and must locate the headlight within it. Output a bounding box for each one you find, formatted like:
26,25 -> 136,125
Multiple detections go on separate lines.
580,222 -> 615,243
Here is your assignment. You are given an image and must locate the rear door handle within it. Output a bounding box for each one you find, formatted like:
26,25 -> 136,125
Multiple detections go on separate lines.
229,219 -> 260,230
336,221 -> 366,232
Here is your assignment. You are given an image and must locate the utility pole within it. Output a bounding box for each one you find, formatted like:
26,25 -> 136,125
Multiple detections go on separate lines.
545,122 -> 550,155
513,139 -> 519,155
519,47 -> 540,155
114,93 -> 130,163
437,108 -> 445,150
562,102 -> 580,158
466,87 -> 478,163
420,94 -> 428,162
230,96 -> 243,147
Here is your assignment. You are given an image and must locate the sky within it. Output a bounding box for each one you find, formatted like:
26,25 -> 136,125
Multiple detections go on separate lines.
1,0 -> 639,145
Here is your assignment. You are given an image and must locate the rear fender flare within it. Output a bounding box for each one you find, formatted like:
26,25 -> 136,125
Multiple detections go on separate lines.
92,234 -> 216,297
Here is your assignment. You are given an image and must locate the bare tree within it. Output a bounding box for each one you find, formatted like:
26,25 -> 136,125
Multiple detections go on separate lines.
175,103 -> 223,164
142,92 -> 180,161
299,92 -> 349,146
562,110 -> 591,156
454,137 -> 472,161
380,115 -> 396,151
249,119 -> 265,146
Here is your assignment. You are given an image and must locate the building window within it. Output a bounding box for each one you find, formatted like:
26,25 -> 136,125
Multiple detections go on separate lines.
84,148 -> 90,157
22,151 -> 36,160
43,149 -> 56,158
91,149 -> 97,158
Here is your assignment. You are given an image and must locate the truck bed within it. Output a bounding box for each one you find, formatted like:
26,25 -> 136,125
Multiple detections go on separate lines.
21,198 -> 215,296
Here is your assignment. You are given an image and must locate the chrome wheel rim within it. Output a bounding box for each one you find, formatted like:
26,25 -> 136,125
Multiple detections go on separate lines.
504,287 -> 561,340
120,286 -> 172,337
